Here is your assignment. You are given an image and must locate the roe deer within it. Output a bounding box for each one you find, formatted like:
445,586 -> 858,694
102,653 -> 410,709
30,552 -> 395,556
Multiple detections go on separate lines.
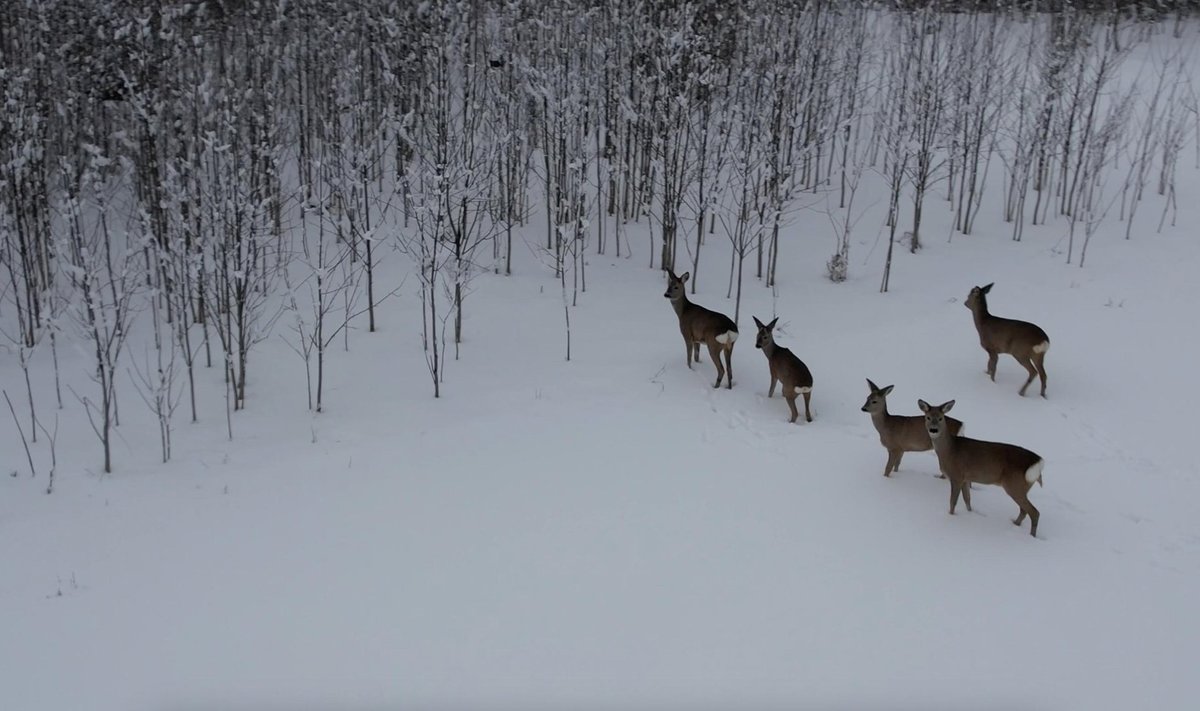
918,399 -> 1044,537
965,283 -> 1050,397
664,270 -> 738,389
753,316 -> 814,423
861,379 -> 963,477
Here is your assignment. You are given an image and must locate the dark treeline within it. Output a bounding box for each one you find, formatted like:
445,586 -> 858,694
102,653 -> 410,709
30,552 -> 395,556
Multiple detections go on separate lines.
1,0 -> 1195,473
897,0 -> 1197,11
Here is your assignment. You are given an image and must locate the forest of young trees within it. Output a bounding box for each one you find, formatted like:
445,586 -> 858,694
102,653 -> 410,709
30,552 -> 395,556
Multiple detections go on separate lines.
1,0 -> 1197,475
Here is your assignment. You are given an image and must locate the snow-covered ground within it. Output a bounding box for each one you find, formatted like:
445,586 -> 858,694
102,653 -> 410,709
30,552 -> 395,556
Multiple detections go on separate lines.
5,35 -> 1200,711
5,182 -> 1200,709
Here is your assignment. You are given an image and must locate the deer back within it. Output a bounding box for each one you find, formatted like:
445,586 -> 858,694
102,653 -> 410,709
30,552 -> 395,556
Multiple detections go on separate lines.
770,345 -> 813,392
681,301 -> 738,344
920,399 -> 1040,488
935,435 -> 1041,487
981,316 -> 1050,358
966,284 -> 1050,357
666,271 -> 737,345
754,317 -> 812,391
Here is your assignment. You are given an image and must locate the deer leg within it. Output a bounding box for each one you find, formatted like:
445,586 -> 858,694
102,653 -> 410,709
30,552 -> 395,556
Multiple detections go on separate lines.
960,479 -> 973,512
706,342 -> 725,389
1016,499 -> 1039,537
949,478 -> 962,515
785,395 -> 799,423
1033,351 -> 1048,398
884,449 -> 899,477
682,334 -> 693,368
892,450 -> 904,474
768,376 -> 777,398
692,341 -> 701,364
722,345 -> 734,389
986,350 -> 999,380
802,390 -> 812,422
1016,355 -> 1038,397
1007,484 -> 1040,537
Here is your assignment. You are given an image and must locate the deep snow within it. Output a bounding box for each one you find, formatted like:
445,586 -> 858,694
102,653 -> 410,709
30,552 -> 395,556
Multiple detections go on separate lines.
5,58 -> 1200,711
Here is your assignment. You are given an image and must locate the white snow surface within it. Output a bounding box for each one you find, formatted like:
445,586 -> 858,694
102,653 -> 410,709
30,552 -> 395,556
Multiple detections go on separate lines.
4,127 -> 1200,711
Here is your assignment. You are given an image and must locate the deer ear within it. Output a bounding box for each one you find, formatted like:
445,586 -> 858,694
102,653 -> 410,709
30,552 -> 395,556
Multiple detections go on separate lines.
866,378 -> 879,391
941,399 -> 956,413
768,317 -> 779,329
680,272 -> 691,283
918,399 -> 930,413
981,283 -> 993,294
753,316 -> 765,329
881,384 -> 894,396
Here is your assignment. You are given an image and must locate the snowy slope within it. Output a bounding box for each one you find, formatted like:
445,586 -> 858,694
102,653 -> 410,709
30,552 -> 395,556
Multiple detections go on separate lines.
4,180 -> 1200,710
5,22 -> 1200,705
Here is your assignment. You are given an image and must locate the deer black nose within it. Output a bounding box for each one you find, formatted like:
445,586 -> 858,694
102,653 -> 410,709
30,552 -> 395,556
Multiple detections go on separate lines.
861,405 -> 869,412
663,291 -> 670,298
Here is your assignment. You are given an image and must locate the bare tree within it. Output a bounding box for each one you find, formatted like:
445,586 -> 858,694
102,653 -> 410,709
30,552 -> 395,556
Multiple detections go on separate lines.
1155,80 -> 1192,233
1118,44 -> 1175,240
902,8 -> 950,254
825,6 -> 872,282
1077,88 -> 1135,267
947,11 -> 1010,236
130,284 -> 183,463
60,146 -> 141,474
877,44 -> 912,294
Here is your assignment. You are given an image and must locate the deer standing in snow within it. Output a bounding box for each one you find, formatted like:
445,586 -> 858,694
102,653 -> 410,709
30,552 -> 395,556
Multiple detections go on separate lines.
753,316 -> 814,423
918,399 -> 1044,537
663,270 -> 738,389
965,283 -> 1050,397
861,379 -> 963,477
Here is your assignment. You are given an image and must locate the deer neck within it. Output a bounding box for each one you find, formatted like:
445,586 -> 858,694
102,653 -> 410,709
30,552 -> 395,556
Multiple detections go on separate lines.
870,401 -> 891,426
970,296 -> 991,330
929,430 -> 957,459
670,294 -> 690,318
761,339 -> 778,359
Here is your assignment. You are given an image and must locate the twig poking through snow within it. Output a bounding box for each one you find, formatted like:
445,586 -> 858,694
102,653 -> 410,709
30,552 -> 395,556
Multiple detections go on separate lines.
3,389 -> 36,479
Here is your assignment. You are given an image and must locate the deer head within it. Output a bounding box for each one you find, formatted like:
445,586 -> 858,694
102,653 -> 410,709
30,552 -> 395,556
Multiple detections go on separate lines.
664,270 -> 690,301
861,379 -> 895,414
752,316 -> 779,350
918,399 -> 956,439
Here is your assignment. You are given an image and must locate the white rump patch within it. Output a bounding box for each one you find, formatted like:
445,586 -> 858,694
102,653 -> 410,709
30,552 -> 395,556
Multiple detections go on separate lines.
716,330 -> 737,345
1026,459 -> 1044,486
1032,341 -> 1050,354
957,424 -> 965,437
796,386 -> 812,394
